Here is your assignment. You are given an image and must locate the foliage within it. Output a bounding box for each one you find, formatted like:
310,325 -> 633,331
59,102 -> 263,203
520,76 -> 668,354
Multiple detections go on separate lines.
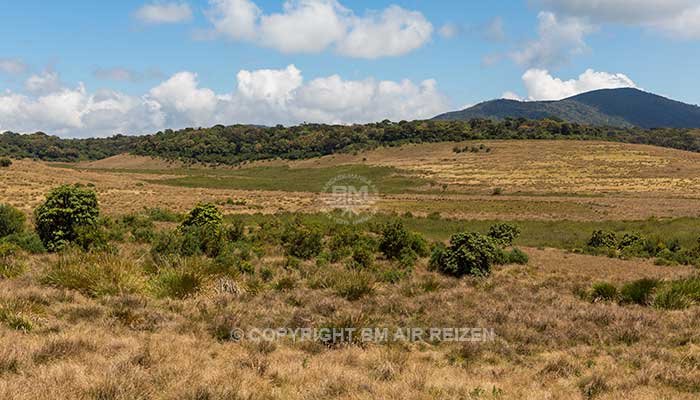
180,203 -> 223,230
73,225 -> 112,252
0,243 -> 26,279
144,207 -> 182,222
0,157 -> 11,167
505,247 -> 529,264
224,218 -> 245,242
334,270 -> 375,301
34,185 -> 100,252
6,117 -> 700,166
150,268 -> 205,299
281,220 -> 323,260
0,232 -> 46,254
619,279 -> 659,305
487,223 -> 521,246
378,221 -> 427,261
0,204 -> 26,238
588,230 -> 618,249
430,232 -> 499,277
590,282 -> 618,302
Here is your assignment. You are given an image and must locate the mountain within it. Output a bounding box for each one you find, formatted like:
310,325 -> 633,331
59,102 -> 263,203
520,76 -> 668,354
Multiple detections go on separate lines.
433,88 -> 700,129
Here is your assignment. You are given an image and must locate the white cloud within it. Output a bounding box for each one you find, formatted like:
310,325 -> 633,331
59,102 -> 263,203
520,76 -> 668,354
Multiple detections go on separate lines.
0,58 -> 28,75
501,91 -> 522,101
205,0 -> 433,58
135,2 -> 193,24
511,12 -> 594,68
521,68 -> 637,100
337,5 -> 433,58
25,71 -> 63,95
535,0 -> 700,39
0,66 -> 450,137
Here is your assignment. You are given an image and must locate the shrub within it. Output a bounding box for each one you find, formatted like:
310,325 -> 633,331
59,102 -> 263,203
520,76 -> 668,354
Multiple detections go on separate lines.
41,251 -> 145,297
0,158 -> 11,168
0,232 -> 46,254
590,282 -> 618,302
73,225 -> 112,253
351,244 -> 374,269
121,213 -> 156,243
618,232 -> 644,250
488,223 -> 521,246
334,270 -> 375,301
145,207 -> 182,222
619,278 -> 659,305
506,248 -> 529,264
432,232 -> 498,277
653,286 -> 690,310
378,221 -> 428,261
180,203 -> 223,230
588,230 -> 617,249
34,185 -> 100,252
224,218 -> 245,242
281,220 -> 323,260
0,204 -> 25,238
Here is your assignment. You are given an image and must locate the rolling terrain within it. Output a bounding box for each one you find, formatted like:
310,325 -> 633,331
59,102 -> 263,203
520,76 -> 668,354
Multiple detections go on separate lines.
433,88 -> 700,128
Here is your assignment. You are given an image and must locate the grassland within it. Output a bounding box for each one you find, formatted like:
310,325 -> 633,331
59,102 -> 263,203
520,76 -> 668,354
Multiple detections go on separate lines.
1,139 -> 700,399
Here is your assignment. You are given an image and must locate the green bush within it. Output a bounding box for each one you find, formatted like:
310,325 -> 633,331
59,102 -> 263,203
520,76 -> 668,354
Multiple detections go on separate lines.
351,244 -> 374,269
590,282 -> 618,302
488,223 -> 521,246
145,207 -> 182,222
0,232 -> 46,253
0,204 -> 25,238
588,230 -> 618,249
653,286 -> 691,310
34,185 -> 100,252
152,223 -> 225,259
281,220 -> 323,260
619,278 -> 659,305
0,158 -> 11,168
121,213 -> 156,243
506,248 -> 529,265
73,225 -> 112,252
180,203 -> 223,230
378,221 -> 427,261
431,232 -> 498,277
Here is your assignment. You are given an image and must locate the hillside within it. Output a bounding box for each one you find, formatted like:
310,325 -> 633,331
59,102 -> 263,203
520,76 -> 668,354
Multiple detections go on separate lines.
4,118 -> 700,165
433,88 -> 700,129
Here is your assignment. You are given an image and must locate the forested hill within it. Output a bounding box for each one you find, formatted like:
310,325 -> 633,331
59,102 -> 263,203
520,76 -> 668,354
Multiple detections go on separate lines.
1,118 -> 700,165
433,88 -> 700,129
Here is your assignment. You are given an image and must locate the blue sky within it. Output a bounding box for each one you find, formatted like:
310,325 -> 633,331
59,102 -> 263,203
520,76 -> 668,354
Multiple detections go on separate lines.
1,0 -> 699,137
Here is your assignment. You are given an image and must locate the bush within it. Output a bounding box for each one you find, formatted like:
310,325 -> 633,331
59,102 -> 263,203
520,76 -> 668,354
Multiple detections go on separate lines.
0,204 -> 25,238
121,213 -> 156,243
488,223 -> 521,246
180,203 -> 223,230
619,279 -> 659,305
0,158 -> 11,168
145,207 -> 182,222
506,248 -> 529,264
653,286 -> 691,310
73,225 -> 111,252
590,282 -> 618,302
588,230 -> 617,249
152,224 -> 225,259
351,244 -> 374,269
34,185 -> 100,252
431,232 -> 498,277
378,221 -> 428,261
224,218 -> 245,242
281,220 -> 323,260
0,232 -> 46,254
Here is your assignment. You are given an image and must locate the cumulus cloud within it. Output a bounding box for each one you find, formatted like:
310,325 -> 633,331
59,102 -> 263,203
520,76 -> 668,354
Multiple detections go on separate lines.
521,68 -> 637,100
511,12 -> 594,68
205,0 -> 433,58
135,2 -> 193,24
25,71 -> 64,95
501,91 -> 522,101
0,66 -> 450,137
535,0 -> 700,39
0,58 -> 28,75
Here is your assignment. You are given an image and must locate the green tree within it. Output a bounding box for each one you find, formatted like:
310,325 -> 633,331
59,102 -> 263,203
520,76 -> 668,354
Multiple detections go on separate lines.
34,185 -> 100,251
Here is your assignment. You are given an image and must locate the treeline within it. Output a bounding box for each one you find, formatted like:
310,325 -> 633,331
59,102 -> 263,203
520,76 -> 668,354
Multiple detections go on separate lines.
2,118 -> 700,164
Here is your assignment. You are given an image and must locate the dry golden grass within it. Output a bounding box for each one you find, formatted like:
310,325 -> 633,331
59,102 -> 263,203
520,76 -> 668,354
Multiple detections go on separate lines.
0,247 -> 698,399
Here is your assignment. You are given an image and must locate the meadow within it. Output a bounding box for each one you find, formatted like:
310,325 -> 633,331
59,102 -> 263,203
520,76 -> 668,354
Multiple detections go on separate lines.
1,139 -> 699,399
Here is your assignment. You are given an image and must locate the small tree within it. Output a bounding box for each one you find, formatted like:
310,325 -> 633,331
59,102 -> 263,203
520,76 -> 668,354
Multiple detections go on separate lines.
0,158 -> 11,168
281,220 -> 323,260
431,232 -> 498,277
0,204 -> 25,238
180,203 -> 223,229
379,221 -> 428,261
34,185 -> 100,251
588,230 -> 617,249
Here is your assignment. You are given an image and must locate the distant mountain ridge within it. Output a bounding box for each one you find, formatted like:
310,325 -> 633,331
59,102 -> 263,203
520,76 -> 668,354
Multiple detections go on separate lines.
433,88 -> 700,128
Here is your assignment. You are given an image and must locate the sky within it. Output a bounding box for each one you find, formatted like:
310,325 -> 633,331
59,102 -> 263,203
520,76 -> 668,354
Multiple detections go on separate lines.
1,0 -> 699,137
